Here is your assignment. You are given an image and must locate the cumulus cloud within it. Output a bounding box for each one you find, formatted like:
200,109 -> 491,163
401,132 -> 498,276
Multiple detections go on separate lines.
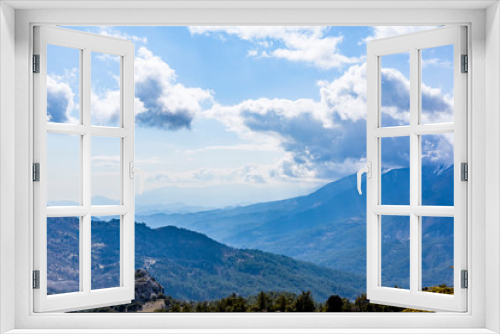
319,64 -> 367,122
47,75 -> 78,124
134,47 -> 213,130
50,44 -> 213,130
47,26 -> 454,187
204,61 -> 454,181
421,85 -> 454,124
88,46 -> 213,130
91,90 -> 121,126
189,26 -> 363,70
207,99 -> 367,180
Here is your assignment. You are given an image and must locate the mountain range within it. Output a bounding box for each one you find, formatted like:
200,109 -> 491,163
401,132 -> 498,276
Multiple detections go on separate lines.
136,166 -> 455,289
47,166 -> 454,302
47,217 -> 365,301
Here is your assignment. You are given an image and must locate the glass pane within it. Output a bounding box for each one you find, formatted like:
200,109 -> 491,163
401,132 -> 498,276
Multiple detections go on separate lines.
47,133 -> 80,206
47,216 -> 80,295
381,136 -> 410,205
91,136 -> 121,205
421,217 -> 454,295
47,45 -> 80,124
91,52 -> 121,127
421,134 -> 454,206
421,45 -> 454,124
381,215 -> 410,289
91,215 -> 120,290
380,52 -> 410,127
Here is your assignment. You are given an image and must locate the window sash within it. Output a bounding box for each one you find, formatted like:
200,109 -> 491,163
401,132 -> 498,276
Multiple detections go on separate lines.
33,25 -> 136,313
366,26 -> 467,312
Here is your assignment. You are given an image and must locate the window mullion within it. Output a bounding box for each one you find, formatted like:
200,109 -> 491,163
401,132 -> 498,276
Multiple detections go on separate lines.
82,47 -> 92,294
409,47 -> 420,294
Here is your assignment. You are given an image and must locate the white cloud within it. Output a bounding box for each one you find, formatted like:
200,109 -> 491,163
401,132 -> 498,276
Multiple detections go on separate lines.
189,26 -> 362,70
420,83 -> 454,124
422,57 -> 452,68
202,60 -> 454,181
146,158 -> 336,190
91,155 -> 120,167
149,163 -> 276,186
361,26 -> 438,44
46,75 -> 79,124
422,133 -> 454,166
134,47 -> 214,130
184,144 -> 281,155
95,26 -> 148,44
91,90 -> 120,125
89,46 -> 213,129
247,50 -> 258,57
319,63 -> 367,122
134,47 -> 176,84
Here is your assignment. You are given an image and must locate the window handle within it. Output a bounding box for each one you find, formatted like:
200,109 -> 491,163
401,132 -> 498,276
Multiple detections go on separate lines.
357,162 -> 371,195
129,161 -> 145,195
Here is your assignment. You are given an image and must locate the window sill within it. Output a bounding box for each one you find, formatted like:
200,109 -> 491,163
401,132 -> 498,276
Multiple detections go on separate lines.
4,329 -> 497,334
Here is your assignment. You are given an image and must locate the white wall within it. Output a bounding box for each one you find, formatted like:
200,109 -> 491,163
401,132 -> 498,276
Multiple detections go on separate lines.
2,3 -> 496,332
0,2 -> 16,333
486,2 -> 500,333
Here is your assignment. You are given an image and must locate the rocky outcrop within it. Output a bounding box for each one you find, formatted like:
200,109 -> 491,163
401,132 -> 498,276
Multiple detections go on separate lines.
134,268 -> 164,302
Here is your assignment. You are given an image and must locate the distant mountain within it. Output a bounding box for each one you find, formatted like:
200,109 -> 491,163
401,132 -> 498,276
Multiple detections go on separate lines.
47,196 -> 120,207
134,183 -> 316,211
47,197 -> 213,215
47,218 -> 365,302
137,166 -> 454,289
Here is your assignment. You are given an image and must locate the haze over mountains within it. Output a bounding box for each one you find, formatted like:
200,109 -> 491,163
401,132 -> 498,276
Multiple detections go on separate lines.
137,166 -> 454,289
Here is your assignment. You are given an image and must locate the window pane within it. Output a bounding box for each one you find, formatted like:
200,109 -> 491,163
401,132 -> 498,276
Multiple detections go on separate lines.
421,45 -> 454,124
46,44 -> 80,124
421,217 -> 454,295
91,52 -> 121,127
381,215 -> 410,289
91,136 -> 121,205
380,52 -> 410,127
92,216 -> 121,290
47,133 -> 80,206
421,134 -> 454,206
47,216 -> 80,295
381,136 -> 410,205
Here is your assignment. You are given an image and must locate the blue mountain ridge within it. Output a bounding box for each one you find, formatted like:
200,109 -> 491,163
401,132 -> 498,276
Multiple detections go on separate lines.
47,218 -> 365,302
137,166 -> 455,290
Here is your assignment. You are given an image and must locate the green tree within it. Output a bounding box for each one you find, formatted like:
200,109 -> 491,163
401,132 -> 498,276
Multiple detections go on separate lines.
325,295 -> 343,312
255,291 -> 270,312
170,304 -> 181,312
274,294 -> 288,312
295,291 -> 316,312
181,303 -> 193,312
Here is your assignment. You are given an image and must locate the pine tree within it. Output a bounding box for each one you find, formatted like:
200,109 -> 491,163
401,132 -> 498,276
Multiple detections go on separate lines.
274,294 -> 288,312
295,291 -> 316,312
325,295 -> 343,312
256,291 -> 270,312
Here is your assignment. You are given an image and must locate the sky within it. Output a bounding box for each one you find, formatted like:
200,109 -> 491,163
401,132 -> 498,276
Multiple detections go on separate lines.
46,26 -> 455,210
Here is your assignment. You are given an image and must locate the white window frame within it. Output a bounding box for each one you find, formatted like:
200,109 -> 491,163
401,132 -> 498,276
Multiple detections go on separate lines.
365,26 -> 467,312
1,1 -> 499,333
33,25 -> 136,312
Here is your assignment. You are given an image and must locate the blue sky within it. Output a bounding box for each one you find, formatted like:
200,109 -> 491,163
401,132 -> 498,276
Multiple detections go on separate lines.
46,26 -> 454,210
